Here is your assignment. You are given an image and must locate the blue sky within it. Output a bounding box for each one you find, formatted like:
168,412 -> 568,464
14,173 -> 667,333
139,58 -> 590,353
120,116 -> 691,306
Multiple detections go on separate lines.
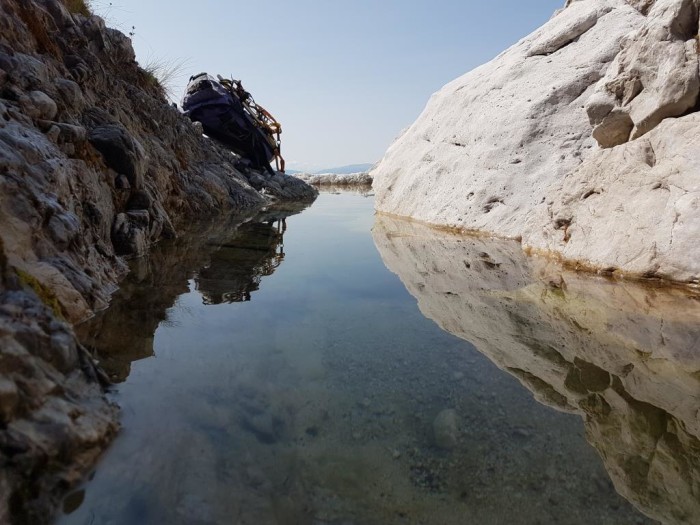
98,1 -> 564,170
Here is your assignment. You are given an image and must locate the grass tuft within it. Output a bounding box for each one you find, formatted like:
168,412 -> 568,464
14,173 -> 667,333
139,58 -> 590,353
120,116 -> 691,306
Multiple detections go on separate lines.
64,0 -> 92,16
140,57 -> 190,101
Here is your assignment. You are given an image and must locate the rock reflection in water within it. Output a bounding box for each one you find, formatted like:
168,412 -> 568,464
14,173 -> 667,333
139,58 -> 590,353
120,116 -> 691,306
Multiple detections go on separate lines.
373,215 -> 700,525
196,215 -> 287,304
60,193 -> 653,525
76,205 -> 306,382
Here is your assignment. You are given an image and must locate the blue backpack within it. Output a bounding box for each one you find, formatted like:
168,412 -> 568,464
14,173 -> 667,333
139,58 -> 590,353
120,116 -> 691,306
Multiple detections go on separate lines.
182,73 -> 284,174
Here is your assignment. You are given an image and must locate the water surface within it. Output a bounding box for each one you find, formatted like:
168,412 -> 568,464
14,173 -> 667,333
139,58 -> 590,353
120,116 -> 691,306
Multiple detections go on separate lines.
57,192 -> 684,525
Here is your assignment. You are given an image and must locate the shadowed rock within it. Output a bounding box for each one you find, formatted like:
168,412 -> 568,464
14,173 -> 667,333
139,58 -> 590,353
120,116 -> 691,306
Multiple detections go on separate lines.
0,0 -> 316,522
88,124 -> 146,189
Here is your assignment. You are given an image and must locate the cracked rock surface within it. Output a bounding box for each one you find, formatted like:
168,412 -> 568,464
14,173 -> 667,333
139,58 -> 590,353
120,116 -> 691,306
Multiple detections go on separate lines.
373,0 -> 700,283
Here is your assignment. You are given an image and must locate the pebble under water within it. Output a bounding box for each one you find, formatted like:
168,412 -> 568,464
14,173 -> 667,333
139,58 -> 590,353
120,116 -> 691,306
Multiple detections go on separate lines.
56,191 -> 690,525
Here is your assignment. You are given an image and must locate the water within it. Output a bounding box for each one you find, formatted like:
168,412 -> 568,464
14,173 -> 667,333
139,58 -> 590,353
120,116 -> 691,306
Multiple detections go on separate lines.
57,192 -> 700,524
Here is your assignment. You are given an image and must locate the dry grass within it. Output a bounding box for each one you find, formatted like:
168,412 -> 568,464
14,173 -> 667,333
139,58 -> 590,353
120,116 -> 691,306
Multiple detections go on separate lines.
64,0 -> 92,16
17,3 -> 63,57
141,57 -> 190,101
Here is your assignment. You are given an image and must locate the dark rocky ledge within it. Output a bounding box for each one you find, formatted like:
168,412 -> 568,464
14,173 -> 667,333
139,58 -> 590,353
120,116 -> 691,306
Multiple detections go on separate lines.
0,1 -> 316,522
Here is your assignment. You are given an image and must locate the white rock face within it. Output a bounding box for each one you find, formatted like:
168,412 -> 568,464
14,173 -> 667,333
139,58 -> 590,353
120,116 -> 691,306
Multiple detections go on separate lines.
294,171 -> 372,186
373,0 -> 700,283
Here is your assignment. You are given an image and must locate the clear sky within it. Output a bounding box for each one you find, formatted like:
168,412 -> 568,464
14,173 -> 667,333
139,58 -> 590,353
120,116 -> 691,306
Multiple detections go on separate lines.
97,0 -> 564,171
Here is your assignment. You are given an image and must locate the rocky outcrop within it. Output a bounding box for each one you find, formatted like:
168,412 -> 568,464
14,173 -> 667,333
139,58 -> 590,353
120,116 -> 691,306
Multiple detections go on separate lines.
373,215 -> 700,525
372,0 -> 700,284
0,0 -> 315,522
0,0 -> 315,323
296,171 -> 373,187
0,255 -> 118,525
587,0 -> 700,145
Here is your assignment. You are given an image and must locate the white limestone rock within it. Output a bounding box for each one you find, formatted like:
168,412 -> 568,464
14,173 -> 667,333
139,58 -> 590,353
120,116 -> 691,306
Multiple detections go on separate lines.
295,171 -> 373,186
373,0 -> 700,283
524,114 -> 700,281
587,0 -> 700,146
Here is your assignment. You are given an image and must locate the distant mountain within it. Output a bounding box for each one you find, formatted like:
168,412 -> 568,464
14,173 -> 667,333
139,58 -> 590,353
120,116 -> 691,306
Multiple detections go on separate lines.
314,163 -> 374,174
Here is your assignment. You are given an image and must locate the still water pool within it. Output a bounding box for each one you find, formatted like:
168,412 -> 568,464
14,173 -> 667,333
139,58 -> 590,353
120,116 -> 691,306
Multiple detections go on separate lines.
57,191 -> 700,524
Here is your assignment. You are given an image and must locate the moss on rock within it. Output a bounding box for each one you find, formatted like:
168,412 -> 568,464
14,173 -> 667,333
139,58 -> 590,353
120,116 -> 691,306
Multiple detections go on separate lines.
15,269 -> 65,319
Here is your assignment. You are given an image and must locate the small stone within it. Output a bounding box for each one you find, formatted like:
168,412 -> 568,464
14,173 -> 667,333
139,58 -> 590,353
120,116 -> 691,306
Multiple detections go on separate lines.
433,408 -> 459,450
249,174 -> 265,190
512,428 -> 531,439
114,174 -> 130,190
265,180 -> 283,193
126,189 -> 152,210
112,212 -> 148,256
46,124 -> 61,143
27,90 -> 58,120
57,123 -> 87,144
191,121 -> 204,134
54,78 -> 85,113
89,124 -> 146,189
126,210 -> 150,229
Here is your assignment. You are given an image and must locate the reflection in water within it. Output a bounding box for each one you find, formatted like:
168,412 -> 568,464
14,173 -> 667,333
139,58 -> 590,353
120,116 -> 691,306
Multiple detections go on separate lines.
196,216 -> 287,304
373,215 -> 700,525
77,205 -> 307,382
61,194 -> 654,525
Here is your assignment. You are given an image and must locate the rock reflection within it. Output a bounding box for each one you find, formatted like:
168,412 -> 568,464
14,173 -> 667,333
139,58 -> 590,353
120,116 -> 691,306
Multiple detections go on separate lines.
196,214 -> 287,304
317,184 -> 374,196
373,215 -> 700,525
76,204 -> 307,382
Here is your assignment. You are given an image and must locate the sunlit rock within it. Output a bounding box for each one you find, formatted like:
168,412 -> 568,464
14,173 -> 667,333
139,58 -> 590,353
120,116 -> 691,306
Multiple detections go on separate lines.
373,0 -> 700,282
295,171 -> 373,187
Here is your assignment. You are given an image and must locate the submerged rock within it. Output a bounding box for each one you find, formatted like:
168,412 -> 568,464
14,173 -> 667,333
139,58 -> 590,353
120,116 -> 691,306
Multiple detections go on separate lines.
433,409 -> 459,450
373,0 -> 700,283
